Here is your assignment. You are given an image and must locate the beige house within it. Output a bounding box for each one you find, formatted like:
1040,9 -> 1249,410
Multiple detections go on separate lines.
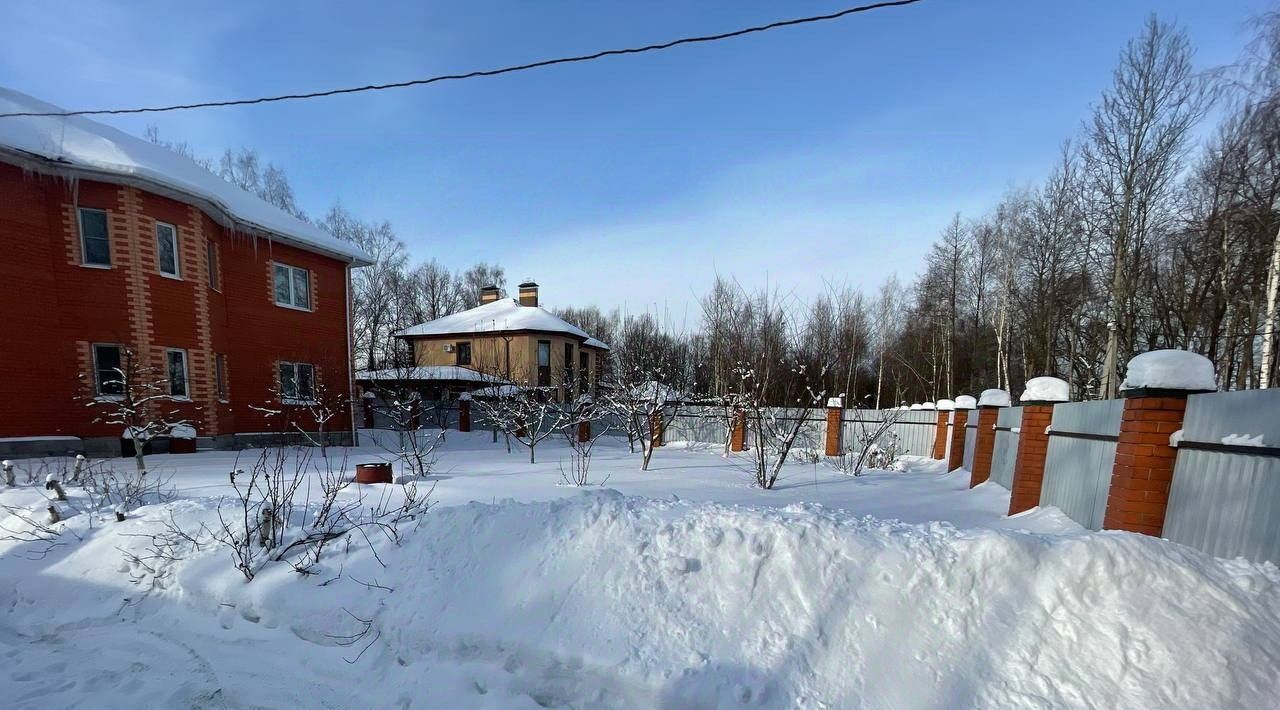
393,282 -> 609,402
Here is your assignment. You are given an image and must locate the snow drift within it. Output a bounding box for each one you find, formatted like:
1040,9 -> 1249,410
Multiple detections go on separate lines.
10,490 -> 1270,709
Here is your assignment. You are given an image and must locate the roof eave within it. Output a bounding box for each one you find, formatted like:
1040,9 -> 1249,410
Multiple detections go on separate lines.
0,147 -> 374,267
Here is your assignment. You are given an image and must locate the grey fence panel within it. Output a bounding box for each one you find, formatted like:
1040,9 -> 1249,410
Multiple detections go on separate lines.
1164,389 -> 1280,564
843,410 -> 934,458
990,406 -> 1023,489
665,406 -> 727,445
962,418 -> 978,471
1039,399 -> 1124,530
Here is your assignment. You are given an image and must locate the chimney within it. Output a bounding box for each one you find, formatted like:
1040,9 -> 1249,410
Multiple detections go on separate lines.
479,285 -> 501,304
518,281 -> 539,307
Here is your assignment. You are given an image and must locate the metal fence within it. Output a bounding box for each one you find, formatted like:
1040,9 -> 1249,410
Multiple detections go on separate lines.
1163,389 -> 1280,564
1039,399 -> 1124,530
989,406 -> 1022,489
961,416 -> 978,472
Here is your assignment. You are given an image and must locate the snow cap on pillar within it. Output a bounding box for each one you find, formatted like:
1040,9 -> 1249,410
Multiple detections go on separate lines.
978,388 -> 1011,408
935,399 -> 956,411
954,395 -> 977,410
1020,376 -> 1069,404
826,396 -> 843,408
921,401 -> 937,410
1120,349 -> 1217,393
909,403 -> 922,410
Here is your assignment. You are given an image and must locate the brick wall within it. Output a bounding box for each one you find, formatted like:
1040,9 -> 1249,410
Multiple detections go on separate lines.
969,406 -> 1001,487
0,163 -> 354,440
1102,396 -> 1186,535
1008,404 -> 1053,514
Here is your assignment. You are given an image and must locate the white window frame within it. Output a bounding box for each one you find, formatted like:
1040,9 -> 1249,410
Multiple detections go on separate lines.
91,343 -> 125,400
156,221 -> 181,279
278,360 -> 316,405
165,348 -> 190,400
78,207 -> 111,268
273,262 -> 312,311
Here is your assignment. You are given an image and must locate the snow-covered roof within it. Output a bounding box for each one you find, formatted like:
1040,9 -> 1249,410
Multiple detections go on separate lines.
469,384 -> 527,398
1020,376 -> 1070,403
1121,350 -> 1217,392
395,297 -> 610,349
355,366 -> 503,383
0,88 -> 371,266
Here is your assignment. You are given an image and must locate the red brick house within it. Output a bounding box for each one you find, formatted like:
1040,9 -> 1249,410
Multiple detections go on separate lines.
0,88 -> 371,456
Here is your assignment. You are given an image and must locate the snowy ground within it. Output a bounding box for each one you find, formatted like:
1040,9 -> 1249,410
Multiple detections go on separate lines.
2,431 -> 1278,709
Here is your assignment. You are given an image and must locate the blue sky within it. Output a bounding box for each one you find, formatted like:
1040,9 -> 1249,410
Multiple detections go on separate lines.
2,0 -> 1270,320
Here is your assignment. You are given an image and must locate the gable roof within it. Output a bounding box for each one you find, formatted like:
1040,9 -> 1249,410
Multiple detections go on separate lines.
0,88 -> 371,266
394,297 -> 610,349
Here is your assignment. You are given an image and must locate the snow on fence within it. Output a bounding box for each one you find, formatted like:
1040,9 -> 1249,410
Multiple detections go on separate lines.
989,406 -> 1022,489
1039,399 -> 1124,531
961,415 -> 978,472
1163,389 -> 1280,563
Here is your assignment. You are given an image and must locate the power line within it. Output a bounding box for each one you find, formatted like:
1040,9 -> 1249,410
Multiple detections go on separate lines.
0,0 -> 924,119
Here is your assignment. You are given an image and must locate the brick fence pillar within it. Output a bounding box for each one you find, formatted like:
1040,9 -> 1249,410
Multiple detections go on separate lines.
970,389 -> 1008,488
1008,403 -> 1055,514
947,396 -> 975,472
577,404 -> 591,443
361,394 -> 375,429
730,409 -> 746,452
824,397 -> 844,456
1101,350 -> 1216,536
650,411 -> 665,448
458,398 -> 471,433
931,405 -> 949,459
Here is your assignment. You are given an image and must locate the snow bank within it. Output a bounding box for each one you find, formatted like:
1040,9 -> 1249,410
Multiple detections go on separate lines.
5,482 -> 1280,708
978,388 -> 1011,407
228,494 -> 1280,706
1020,376 -> 1069,403
954,395 -> 977,410
1122,349 -> 1217,392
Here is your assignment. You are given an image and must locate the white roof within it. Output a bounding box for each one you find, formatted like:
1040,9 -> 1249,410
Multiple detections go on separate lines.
356,366 -> 503,383
0,88 -> 371,265
395,298 -> 611,349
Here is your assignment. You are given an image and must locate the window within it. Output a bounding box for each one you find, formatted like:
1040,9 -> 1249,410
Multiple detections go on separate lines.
536,340 -> 551,387
455,341 -> 472,366
79,208 -> 110,266
273,263 -> 311,310
564,343 -> 574,391
278,361 -> 316,402
207,240 -> 221,290
156,222 -> 180,277
579,351 -> 589,392
166,349 -> 189,398
214,353 -> 229,400
92,344 -> 123,396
